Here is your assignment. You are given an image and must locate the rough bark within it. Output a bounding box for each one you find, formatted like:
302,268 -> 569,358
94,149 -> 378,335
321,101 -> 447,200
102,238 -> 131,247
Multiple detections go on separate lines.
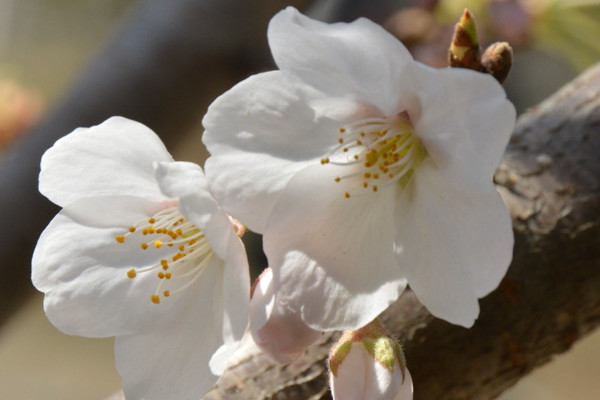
196,63 -> 600,400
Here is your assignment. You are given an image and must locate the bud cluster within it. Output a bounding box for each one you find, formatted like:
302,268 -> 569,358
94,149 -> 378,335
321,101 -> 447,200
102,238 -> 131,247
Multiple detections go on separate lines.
449,9 -> 513,83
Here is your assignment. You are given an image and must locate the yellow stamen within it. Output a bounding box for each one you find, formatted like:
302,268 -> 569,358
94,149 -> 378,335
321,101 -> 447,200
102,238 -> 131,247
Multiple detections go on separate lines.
322,115 -> 427,198
115,206 -> 220,305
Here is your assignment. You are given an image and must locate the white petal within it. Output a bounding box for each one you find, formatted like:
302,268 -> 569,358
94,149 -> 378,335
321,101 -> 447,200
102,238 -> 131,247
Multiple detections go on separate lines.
157,161 -> 251,347
219,233 -> 250,346
208,341 -> 239,375
264,164 -> 407,331
203,71 -> 355,232
156,161 -> 250,348
115,259 -> 225,400
57,194 -> 165,227
40,117 -> 172,207
401,63 -> 516,193
32,196 -> 203,337
393,369 -> 414,400
249,268 -> 321,364
154,161 -> 232,257
269,7 -> 413,115
395,163 -> 513,327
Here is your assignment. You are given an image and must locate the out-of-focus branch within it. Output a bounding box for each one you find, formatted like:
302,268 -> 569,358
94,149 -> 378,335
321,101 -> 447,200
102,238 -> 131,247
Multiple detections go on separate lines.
195,63 -> 600,399
0,0 -> 313,325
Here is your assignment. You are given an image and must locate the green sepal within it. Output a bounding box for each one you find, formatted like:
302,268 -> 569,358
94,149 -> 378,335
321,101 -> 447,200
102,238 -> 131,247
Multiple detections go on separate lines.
329,341 -> 353,377
362,336 -> 398,373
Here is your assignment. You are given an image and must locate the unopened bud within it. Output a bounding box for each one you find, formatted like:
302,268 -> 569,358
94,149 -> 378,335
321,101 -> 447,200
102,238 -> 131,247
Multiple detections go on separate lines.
448,9 -> 481,71
328,319 -> 413,400
249,268 -> 322,364
481,41 -> 513,83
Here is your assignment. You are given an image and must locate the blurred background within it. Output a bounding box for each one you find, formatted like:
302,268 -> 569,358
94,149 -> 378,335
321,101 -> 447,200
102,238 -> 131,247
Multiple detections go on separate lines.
0,0 -> 599,399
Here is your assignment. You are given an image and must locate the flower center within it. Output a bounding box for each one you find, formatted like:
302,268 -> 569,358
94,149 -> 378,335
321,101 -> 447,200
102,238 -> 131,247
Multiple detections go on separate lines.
114,206 -> 214,304
320,114 -> 427,198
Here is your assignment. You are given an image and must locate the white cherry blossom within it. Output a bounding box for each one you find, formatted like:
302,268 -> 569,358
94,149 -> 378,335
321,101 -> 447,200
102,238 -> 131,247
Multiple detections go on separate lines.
32,117 -> 250,400
203,7 -> 515,329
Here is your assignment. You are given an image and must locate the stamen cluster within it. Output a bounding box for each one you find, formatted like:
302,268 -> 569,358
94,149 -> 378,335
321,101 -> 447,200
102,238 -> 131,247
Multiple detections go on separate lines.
320,115 -> 426,198
115,206 -> 213,304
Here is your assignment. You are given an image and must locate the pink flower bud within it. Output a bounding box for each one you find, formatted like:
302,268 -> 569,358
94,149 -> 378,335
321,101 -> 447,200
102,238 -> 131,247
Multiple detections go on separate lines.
249,268 -> 322,363
328,321 -> 413,400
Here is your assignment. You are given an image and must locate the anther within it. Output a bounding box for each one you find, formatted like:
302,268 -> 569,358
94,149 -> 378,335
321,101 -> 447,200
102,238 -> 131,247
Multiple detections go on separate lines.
116,206 -> 219,305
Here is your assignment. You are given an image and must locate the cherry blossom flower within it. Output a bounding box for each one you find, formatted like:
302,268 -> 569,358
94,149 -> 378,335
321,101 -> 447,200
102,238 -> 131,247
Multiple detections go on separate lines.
328,320 -> 413,400
249,267 -> 322,363
32,117 -> 250,400
203,7 -> 515,331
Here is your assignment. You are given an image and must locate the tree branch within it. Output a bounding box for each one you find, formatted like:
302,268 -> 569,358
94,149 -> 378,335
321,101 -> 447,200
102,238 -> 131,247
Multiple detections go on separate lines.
198,62 -> 600,400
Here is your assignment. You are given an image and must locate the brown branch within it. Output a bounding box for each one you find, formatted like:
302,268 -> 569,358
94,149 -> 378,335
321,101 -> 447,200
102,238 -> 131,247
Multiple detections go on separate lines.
198,63 -> 600,400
